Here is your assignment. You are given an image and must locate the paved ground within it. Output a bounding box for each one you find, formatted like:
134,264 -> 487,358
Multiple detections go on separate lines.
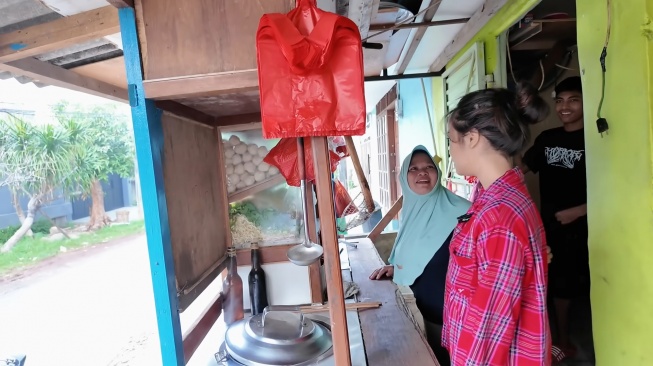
0,234 -> 161,366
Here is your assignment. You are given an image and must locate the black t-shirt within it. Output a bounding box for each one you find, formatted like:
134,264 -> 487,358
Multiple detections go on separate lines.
523,127 -> 587,232
409,231 -> 452,325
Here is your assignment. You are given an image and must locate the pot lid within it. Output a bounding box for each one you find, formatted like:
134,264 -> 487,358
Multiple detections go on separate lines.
225,307 -> 332,366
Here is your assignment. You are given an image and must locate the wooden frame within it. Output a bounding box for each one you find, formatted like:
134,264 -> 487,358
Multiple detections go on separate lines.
395,0 -> 443,75
143,70 -> 259,100
0,6 -> 120,63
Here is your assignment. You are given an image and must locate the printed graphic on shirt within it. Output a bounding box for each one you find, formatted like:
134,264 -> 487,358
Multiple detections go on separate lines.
545,146 -> 584,169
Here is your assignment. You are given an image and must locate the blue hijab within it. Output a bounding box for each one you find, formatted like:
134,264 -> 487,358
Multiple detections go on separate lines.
388,145 -> 471,286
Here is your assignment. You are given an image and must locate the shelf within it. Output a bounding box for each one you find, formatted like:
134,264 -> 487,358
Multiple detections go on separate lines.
235,243 -> 299,266
510,19 -> 577,51
228,174 -> 286,203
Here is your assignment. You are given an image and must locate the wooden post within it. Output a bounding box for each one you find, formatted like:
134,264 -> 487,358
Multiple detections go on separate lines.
311,137 -> 351,366
119,7 -> 184,365
344,136 -> 375,212
305,181 -> 324,304
367,196 -> 403,242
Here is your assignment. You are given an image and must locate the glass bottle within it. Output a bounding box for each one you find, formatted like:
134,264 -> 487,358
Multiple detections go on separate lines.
222,246 -> 244,325
248,242 -> 269,316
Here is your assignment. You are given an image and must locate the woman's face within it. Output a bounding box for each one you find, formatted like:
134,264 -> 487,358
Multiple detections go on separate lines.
407,152 -> 438,195
447,122 -> 472,177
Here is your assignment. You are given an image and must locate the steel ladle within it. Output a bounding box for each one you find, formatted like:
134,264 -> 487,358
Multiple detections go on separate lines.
287,137 -> 323,266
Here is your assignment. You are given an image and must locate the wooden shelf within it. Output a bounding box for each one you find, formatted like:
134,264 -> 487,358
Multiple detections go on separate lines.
228,174 -> 286,203
510,19 -> 577,51
235,243 -> 298,265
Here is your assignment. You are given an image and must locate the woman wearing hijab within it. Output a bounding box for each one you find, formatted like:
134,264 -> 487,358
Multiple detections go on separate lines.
369,145 -> 470,365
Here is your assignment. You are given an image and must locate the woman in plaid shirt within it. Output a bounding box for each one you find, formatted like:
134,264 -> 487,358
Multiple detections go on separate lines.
443,83 -> 551,365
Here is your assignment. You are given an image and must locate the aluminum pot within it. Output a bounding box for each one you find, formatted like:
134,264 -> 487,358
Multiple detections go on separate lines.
217,305 -> 333,366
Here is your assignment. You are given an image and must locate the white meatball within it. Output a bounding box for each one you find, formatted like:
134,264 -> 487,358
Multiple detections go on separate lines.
254,171 -> 266,182
244,162 -> 256,174
234,164 -> 245,175
227,185 -> 236,193
247,144 -> 259,156
225,164 -> 234,174
234,143 -> 248,155
229,174 -> 241,185
241,152 -> 252,163
252,156 -> 263,165
228,135 -> 241,146
257,146 -> 269,158
224,148 -> 235,159
232,154 -> 242,165
258,163 -> 270,172
236,181 -> 246,189
268,166 -> 279,175
243,175 -> 255,186
267,170 -> 276,178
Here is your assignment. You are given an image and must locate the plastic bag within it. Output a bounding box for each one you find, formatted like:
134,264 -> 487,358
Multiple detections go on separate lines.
263,138 -> 341,187
256,0 -> 366,138
334,179 -> 357,217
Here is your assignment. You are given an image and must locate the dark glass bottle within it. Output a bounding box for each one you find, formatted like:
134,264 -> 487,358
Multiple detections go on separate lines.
222,246 -> 244,325
248,242 -> 269,316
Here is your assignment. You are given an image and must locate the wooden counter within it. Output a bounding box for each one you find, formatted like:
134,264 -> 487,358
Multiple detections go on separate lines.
347,238 -> 440,366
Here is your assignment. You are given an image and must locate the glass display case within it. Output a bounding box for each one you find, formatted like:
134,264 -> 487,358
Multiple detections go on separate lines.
219,123 -> 303,248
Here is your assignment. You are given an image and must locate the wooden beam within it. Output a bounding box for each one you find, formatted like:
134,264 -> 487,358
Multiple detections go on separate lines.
367,196 -> 402,242
395,0 -> 442,75
155,101 -> 216,128
312,136 -> 352,366
369,18 -> 470,31
0,6 -> 120,63
143,70 -> 259,100
215,113 -> 262,128
182,292 -> 224,364
0,58 -> 127,102
429,0 -> 509,72
348,0 -> 378,39
106,0 -> 134,8
235,244 -> 297,266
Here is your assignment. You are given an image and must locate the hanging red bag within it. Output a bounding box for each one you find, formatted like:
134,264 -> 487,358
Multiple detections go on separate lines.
263,138 -> 341,187
256,0 -> 366,138
334,179 -> 358,218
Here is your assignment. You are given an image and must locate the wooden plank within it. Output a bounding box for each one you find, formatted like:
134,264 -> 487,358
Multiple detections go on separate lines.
235,244 -> 297,265
349,238 -> 439,365
161,113 -> 230,306
369,18 -> 470,31
155,100 -> 216,128
176,90 -> 261,118
107,0 -> 134,8
344,136 -> 375,212
70,56 -> 128,89
305,181 -> 324,304
0,6 -> 120,63
367,196 -> 402,242
143,70 -> 259,99
395,0 -> 442,75
228,174 -> 286,203
348,0 -> 377,39
312,137 -> 351,366
429,0 -> 509,72
0,58 -> 127,102
215,114 -> 262,129
182,293 -> 224,363
139,0 -> 293,80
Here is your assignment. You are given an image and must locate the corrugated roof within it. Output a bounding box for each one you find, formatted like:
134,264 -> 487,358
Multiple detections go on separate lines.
0,0 -> 122,87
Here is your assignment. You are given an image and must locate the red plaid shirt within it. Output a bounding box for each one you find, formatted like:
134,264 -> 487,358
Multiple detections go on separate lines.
442,168 -> 551,365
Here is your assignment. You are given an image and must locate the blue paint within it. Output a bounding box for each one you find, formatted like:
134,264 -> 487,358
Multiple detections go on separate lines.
10,43 -> 27,51
127,84 -> 139,108
397,79 -> 435,159
118,8 -> 184,365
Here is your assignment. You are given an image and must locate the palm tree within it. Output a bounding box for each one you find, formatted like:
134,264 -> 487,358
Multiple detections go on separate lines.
0,114 -> 76,252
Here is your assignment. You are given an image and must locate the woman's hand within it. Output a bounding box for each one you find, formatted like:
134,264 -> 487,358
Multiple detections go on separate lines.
369,265 -> 394,280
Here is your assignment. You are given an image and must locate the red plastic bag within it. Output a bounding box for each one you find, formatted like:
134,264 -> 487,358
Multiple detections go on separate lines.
256,0 -> 366,138
263,138 -> 341,187
334,179 -> 357,217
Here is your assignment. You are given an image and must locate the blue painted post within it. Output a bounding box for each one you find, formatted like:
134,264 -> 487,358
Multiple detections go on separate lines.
118,7 -> 184,365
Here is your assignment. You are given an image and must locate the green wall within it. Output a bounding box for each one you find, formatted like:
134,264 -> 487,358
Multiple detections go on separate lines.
577,0 -> 653,364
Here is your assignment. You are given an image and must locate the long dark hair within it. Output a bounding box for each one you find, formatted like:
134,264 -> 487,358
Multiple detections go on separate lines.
448,83 -> 549,156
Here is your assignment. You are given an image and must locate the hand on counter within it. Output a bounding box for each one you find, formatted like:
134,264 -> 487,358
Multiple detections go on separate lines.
369,265 -> 394,280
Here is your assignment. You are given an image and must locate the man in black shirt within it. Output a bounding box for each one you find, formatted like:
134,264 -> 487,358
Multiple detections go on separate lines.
517,76 -> 588,358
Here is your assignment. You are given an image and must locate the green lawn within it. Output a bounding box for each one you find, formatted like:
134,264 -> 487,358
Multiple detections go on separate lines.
0,220 -> 145,275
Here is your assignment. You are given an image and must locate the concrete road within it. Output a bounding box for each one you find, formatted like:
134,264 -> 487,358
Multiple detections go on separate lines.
0,234 -> 161,366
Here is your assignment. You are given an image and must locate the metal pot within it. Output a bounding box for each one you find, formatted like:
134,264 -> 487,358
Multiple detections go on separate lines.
218,305 -> 333,366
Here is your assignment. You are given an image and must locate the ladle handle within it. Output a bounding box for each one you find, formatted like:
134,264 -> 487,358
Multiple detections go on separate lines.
296,137 -> 313,249
296,138 -> 306,181
261,305 -> 306,328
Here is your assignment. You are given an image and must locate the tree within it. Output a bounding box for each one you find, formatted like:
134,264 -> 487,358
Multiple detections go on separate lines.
0,114 -> 77,252
53,102 -> 135,230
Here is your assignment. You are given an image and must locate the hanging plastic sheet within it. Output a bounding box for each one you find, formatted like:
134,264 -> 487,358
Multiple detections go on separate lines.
256,0 -> 366,138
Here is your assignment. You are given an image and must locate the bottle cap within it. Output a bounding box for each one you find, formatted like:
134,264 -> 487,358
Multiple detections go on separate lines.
250,242 -> 259,250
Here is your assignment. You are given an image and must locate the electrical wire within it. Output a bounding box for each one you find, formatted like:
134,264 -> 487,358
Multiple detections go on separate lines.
538,60 -> 545,90
597,0 -> 612,120
506,30 -> 518,85
362,0 -> 442,41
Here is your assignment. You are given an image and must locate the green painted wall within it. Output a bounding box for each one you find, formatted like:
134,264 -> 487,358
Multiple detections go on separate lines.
577,0 -> 653,364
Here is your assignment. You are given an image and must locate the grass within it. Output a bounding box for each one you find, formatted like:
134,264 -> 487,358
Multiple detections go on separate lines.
0,220 -> 145,275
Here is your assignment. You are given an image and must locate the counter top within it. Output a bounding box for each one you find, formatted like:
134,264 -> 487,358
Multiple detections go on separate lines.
347,238 -> 440,366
